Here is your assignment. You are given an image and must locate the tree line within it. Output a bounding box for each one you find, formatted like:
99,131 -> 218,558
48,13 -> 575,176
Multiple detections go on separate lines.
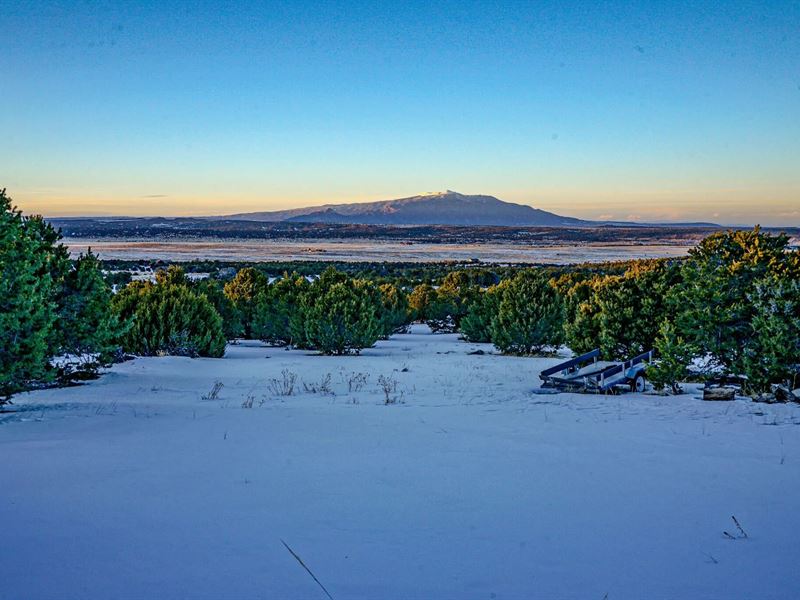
2,188 -> 799,405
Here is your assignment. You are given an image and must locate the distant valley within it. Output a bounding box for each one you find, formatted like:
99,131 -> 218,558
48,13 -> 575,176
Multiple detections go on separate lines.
47,190 -> 798,263
222,190 -> 720,228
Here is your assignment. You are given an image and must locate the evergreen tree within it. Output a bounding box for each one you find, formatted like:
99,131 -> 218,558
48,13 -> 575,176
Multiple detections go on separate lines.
155,264 -> 188,286
252,273 -> 310,346
0,190 -> 64,403
408,283 -> 457,332
377,282 -> 411,338
437,270 -> 480,329
490,270 -> 564,354
57,250 -> 123,371
408,283 -> 437,320
299,271 -> 382,355
113,282 -> 226,358
743,274 -> 800,391
646,320 -> 695,394
460,283 -> 503,343
595,260 -> 680,359
665,228 -> 797,391
562,276 -> 604,355
194,278 -> 242,339
223,267 -> 269,338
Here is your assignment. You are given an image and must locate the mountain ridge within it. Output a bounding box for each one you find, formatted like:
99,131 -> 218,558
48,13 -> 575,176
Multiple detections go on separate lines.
224,191 -> 589,227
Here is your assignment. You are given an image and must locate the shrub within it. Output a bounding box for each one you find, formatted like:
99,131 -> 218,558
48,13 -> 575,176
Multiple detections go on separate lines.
437,270 -> 481,328
298,269 -> 382,355
378,282 -> 411,338
0,190 -> 64,402
113,282 -> 226,358
561,260 -> 680,360
57,250 -> 124,371
460,283 -> 503,343
596,261 -> 680,359
408,283 -> 457,332
646,320 -> 695,393
224,267 -> 269,338
664,228 -> 799,392
193,278 -> 242,340
252,273 -> 310,346
742,275 -> 800,391
562,277 -> 604,355
490,270 -> 564,354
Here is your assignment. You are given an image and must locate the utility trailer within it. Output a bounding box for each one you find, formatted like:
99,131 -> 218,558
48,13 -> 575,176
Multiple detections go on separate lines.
538,349 -> 654,393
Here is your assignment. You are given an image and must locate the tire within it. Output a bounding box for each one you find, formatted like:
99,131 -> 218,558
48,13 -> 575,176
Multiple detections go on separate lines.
630,373 -> 646,393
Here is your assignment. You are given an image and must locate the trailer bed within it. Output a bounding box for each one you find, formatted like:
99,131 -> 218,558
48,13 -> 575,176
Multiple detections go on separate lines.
539,349 -> 654,393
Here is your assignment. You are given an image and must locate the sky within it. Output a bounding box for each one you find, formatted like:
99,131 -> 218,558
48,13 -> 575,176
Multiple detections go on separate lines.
1,0 -> 799,225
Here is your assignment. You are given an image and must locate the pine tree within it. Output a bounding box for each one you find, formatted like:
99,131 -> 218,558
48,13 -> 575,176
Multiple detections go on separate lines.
377,282 -> 411,338
408,283 -> 437,320
113,282 -> 226,358
460,283 -> 503,343
299,271 -> 382,355
223,267 -> 269,338
155,264 -> 188,286
408,283 -> 457,332
646,320 -> 695,394
194,278 -> 242,340
252,273 -> 310,346
668,228 -> 797,388
437,270 -> 480,329
57,250 -> 123,374
595,260 -> 680,359
743,274 -> 800,391
562,276 -> 604,355
490,270 -> 564,355
0,190 -> 64,403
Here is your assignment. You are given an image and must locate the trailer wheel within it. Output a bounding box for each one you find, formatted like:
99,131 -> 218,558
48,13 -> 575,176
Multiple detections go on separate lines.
631,374 -> 646,393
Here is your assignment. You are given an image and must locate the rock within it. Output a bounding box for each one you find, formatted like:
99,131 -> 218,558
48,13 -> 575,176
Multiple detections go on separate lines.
772,385 -> 792,403
753,392 -> 778,404
703,386 -> 736,401
467,349 -> 485,355
792,388 -> 800,403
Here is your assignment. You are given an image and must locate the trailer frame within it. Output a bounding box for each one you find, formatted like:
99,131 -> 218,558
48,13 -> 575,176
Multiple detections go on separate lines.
539,349 -> 654,393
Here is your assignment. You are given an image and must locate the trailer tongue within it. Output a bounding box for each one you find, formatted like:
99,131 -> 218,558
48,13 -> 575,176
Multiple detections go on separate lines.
538,349 -> 654,393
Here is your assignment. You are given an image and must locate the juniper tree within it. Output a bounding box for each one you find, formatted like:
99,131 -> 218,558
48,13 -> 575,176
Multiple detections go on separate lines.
377,282 -> 411,338
743,274 -> 800,391
663,228 -> 798,391
408,283 -> 457,332
299,272 -> 382,355
113,282 -> 226,358
437,270 -> 481,329
460,283 -> 503,343
646,320 -> 696,394
58,250 -> 123,368
595,260 -> 681,360
252,273 -> 310,346
223,267 -> 269,338
194,278 -> 241,340
0,190 -> 65,402
490,270 -> 564,355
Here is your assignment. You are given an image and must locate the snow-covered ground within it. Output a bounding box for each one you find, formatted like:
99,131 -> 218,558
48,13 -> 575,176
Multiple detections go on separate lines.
2,325 -> 799,599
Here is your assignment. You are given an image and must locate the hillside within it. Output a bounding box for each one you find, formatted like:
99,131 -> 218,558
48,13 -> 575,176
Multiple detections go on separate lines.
3,326 -> 799,598
226,191 -> 589,227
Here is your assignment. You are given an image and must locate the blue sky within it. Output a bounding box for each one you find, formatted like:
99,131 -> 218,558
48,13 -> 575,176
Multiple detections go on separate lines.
1,0 -> 798,224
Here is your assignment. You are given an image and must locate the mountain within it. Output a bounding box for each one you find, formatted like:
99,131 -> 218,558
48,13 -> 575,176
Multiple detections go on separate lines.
225,191 -> 589,227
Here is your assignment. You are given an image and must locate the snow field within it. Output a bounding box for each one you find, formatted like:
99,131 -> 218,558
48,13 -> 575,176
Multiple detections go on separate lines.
2,325 -> 799,599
